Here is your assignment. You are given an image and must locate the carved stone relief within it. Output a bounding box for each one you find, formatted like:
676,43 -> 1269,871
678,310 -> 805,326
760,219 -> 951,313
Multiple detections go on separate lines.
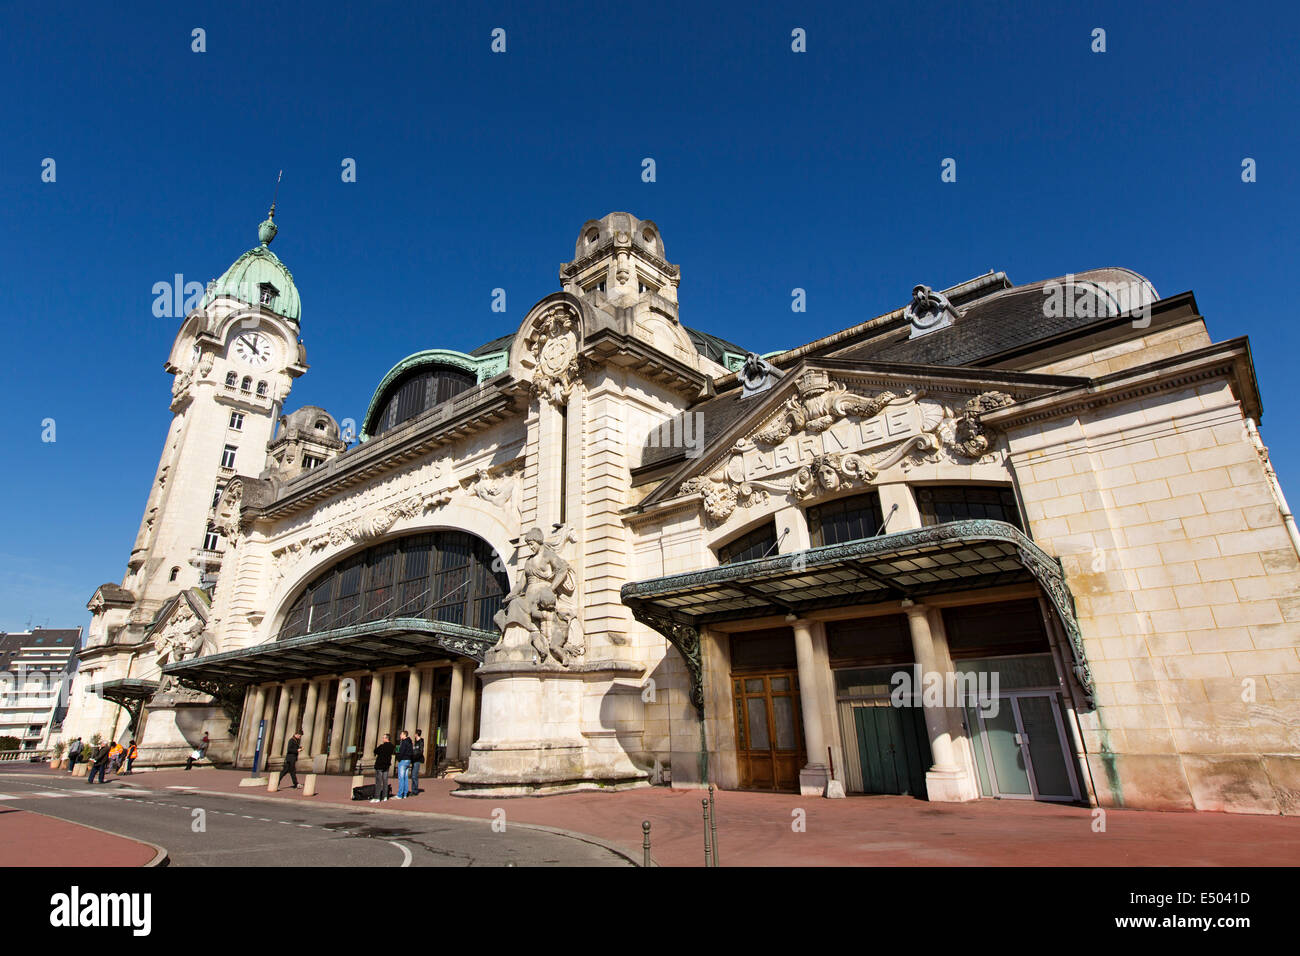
524,303 -> 582,405
678,377 -> 1016,523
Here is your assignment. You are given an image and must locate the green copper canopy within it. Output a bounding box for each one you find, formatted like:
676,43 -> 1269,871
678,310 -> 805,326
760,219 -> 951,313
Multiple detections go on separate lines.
201,206 -> 301,323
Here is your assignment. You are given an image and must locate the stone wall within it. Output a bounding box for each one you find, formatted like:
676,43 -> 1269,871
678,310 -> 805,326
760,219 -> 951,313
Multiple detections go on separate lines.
1006,379 -> 1300,813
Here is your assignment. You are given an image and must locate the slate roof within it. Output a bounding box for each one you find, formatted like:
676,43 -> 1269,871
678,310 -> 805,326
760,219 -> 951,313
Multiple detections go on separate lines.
826,268 -> 1157,368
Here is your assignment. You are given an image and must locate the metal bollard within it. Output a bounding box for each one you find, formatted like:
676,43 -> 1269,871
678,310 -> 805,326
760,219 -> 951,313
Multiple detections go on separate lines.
642,820 -> 652,868
708,784 -> 719,867
702,798 -> 713,868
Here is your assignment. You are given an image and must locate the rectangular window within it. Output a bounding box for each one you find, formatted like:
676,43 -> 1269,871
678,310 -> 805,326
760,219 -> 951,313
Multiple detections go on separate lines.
220,445 -> 237,469
916,485 -> 1022,529
203,528 -> 221,551
807,492 -> 884,547
212,483 -> 224,508
302,455 -> 324,470
228,411 -> 244,431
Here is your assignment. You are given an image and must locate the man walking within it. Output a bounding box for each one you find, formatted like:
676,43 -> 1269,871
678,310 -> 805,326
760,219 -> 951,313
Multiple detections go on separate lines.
124,740 -> 138,774
278,730 -> 303,789
411,729 -> 425,796
371,733 -> 394,803
396,730 -> 414,799
66,737 -> 83,775
86,742 -> 109,785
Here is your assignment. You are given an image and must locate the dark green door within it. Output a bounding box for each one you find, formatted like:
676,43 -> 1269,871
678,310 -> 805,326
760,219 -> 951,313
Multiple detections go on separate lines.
853,706 -> 931,797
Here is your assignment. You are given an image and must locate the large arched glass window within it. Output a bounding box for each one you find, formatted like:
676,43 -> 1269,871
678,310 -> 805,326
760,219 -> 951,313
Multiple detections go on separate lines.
278,531 -> 507,639
370,364 -> 477,437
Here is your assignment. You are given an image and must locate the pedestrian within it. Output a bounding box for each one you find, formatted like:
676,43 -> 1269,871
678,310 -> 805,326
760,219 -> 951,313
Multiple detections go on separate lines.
396,730 -> 413,799
279,730 -> 303,789
86,742 -> 109,785
66,737 -> 83,775
371,733 -> 394,803
108,741 -> 125,774
411,729 -> 425,796
125,740 -> 138,774
186,732 -> 210,770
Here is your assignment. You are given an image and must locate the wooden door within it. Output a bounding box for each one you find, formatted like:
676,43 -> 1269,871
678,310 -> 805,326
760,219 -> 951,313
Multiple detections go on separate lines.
733,671 -> 805,792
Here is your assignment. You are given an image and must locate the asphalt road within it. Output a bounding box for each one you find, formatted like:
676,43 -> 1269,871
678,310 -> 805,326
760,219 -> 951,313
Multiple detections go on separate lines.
0,774 -> 630,867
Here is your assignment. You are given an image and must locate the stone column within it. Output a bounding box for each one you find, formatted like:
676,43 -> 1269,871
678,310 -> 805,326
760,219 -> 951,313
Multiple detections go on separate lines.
404,667 -> 422,735
902,600 -> 976,802
270,684 -> 292,767
311,680 -> 330,762
446,663 -> 465,764
300,680 -> 320,755
327,677 -> 351,773
416,669 -> 435,745
457,662 -> 477,759
241,685 -> 267,767
361,672 -> 384,769
377,670 -> 397,742
790,618 -> 830,795
283,682 -> 303,752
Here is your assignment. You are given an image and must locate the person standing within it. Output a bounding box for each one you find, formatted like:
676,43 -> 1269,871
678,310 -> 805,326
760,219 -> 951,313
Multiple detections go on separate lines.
86,742 -> 109,785
371,733 -> 394,803
66,737 -> 83,775
124,740 -> 138,774
411,730 -> 425,796
395,731 -> 413,799
278,730 -> 303,789
108,741 -> 124,774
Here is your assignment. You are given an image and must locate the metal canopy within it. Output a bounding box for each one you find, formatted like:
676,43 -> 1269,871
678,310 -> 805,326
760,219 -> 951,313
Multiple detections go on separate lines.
160,618 -> 499,685
621,519 -> 1095,713
92,679 -> 160,735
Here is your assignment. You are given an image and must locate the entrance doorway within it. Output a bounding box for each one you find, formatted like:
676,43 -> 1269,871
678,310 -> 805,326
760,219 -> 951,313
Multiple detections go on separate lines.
732,671 -> 805,791
965,691 -> 1079,801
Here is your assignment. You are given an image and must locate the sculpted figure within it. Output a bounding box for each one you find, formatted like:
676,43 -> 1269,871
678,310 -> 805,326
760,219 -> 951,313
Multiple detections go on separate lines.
492,528 -> 583,665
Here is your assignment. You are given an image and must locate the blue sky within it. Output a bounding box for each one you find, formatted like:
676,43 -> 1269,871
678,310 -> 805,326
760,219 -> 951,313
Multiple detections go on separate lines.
2,0 -> 1297,634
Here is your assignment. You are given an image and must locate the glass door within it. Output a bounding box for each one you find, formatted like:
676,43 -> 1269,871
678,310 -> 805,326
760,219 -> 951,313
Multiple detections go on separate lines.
967,692 -> 1079,802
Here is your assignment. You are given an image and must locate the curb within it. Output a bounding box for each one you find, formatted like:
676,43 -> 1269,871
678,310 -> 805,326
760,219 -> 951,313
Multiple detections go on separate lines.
21,808 -> 169,867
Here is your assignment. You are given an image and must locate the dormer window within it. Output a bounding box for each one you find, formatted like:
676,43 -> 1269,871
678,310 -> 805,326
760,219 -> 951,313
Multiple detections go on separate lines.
258,282 -> 279,306
583,279 -> 606,295
314,420 -> 327,431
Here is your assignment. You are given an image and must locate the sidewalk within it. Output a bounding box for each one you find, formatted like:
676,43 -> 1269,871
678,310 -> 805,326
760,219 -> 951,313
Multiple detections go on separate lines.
0,805 -> 164,867
9,763 -> 1296,866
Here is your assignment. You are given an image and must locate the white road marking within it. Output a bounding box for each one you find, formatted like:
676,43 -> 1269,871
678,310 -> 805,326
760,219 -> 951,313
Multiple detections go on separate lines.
388,841 -> 412,867
0,794 -> 18,800
30,791 -> 69,798
166,786 -> 196,790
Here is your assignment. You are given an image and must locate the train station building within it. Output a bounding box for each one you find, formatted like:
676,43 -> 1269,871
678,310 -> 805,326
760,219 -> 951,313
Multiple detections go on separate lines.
61,209 -> 1300,814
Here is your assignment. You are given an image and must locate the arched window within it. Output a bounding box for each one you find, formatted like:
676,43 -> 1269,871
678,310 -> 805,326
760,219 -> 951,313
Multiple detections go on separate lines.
256,380 -> 268,397
717,521 -> 779,564
315,420 -> 328,431
225,371 -> 237,387
370,364 -> 477,437
278,531 -> 507,638
806,491 -> 885,547
169,566 -> 180,582
241,376 -> 252,392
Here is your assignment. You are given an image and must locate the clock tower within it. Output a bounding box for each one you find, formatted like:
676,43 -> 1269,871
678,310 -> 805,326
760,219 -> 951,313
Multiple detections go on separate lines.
130,204 -> 307,604
66,207 -> 307,760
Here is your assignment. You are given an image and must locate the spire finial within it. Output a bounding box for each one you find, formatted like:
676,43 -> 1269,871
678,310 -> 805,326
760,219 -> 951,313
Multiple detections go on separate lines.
258,170 -> 282,246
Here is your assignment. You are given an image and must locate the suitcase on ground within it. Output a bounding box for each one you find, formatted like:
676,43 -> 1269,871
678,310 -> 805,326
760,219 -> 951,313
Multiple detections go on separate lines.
351,783 -> 393,801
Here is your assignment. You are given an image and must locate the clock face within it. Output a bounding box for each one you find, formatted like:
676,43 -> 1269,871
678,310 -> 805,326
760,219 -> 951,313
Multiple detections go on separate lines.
232,331 -> 274,368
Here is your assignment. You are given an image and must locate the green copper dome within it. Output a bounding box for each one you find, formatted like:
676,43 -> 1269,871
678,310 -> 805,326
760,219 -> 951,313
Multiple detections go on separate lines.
201,205 -> 301,323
